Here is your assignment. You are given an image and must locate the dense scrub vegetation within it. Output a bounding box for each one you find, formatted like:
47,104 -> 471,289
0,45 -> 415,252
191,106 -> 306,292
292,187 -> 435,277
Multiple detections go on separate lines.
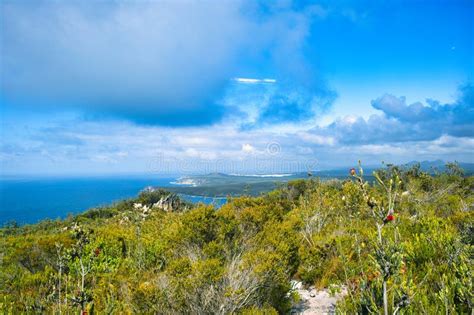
0,163 -> 472,314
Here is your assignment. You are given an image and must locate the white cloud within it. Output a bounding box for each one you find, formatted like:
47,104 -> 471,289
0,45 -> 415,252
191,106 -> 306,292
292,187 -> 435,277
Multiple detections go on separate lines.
2,115 -> 473,175
241,143 -> 256,153
297,132 -> 335,146
341,115 -> 358,125
234,78 -> 277,84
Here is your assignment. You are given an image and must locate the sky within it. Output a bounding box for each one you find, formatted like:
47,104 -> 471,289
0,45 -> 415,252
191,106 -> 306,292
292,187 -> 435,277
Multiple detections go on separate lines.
0,0 -> 473,176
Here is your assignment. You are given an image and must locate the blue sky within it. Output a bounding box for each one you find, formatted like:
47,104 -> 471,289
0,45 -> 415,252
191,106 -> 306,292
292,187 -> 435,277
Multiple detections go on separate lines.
1,0 -> 473,176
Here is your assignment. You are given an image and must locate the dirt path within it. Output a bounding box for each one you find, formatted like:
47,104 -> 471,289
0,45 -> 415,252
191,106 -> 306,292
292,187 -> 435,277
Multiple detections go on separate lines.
291,283 -> 347,315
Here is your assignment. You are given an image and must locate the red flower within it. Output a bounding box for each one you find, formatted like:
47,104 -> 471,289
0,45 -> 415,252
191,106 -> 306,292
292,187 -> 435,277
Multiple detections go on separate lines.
350,168 -> 356,176
386,214 -> 394,222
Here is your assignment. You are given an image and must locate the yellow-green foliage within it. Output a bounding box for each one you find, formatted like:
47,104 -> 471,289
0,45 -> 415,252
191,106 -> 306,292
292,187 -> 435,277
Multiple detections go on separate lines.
0,165 -> 472,314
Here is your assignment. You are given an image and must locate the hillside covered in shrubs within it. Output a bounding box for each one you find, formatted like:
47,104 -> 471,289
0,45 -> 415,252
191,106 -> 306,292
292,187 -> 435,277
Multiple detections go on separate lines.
0,163 -> 472,314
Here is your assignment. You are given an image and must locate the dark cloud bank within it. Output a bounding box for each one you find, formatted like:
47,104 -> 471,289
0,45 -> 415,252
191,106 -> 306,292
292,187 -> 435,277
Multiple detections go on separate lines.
1,1 -> 330,126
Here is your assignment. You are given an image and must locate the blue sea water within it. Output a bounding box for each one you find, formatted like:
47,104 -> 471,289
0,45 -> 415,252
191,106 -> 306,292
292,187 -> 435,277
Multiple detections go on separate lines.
179,194 -> 228,209
0,176 -> 226,225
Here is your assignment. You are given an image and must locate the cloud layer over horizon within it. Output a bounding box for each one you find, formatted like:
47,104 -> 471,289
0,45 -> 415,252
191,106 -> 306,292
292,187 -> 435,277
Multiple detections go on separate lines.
1,84 -> 472,175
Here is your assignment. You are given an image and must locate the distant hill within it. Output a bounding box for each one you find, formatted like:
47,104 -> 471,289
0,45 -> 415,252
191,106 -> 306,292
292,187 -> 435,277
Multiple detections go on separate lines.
166,173 -> 306,197
164,170 -> 370,197
160,160 -> 474,197
403,160 -> 474,174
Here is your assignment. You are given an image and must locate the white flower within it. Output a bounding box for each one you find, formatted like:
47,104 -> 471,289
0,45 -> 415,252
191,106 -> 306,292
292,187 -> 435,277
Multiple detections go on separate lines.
134,203 -> 143,209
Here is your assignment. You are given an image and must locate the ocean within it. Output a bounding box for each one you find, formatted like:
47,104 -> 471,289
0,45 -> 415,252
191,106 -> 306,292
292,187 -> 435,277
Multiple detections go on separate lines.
0,176 -> 226,225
